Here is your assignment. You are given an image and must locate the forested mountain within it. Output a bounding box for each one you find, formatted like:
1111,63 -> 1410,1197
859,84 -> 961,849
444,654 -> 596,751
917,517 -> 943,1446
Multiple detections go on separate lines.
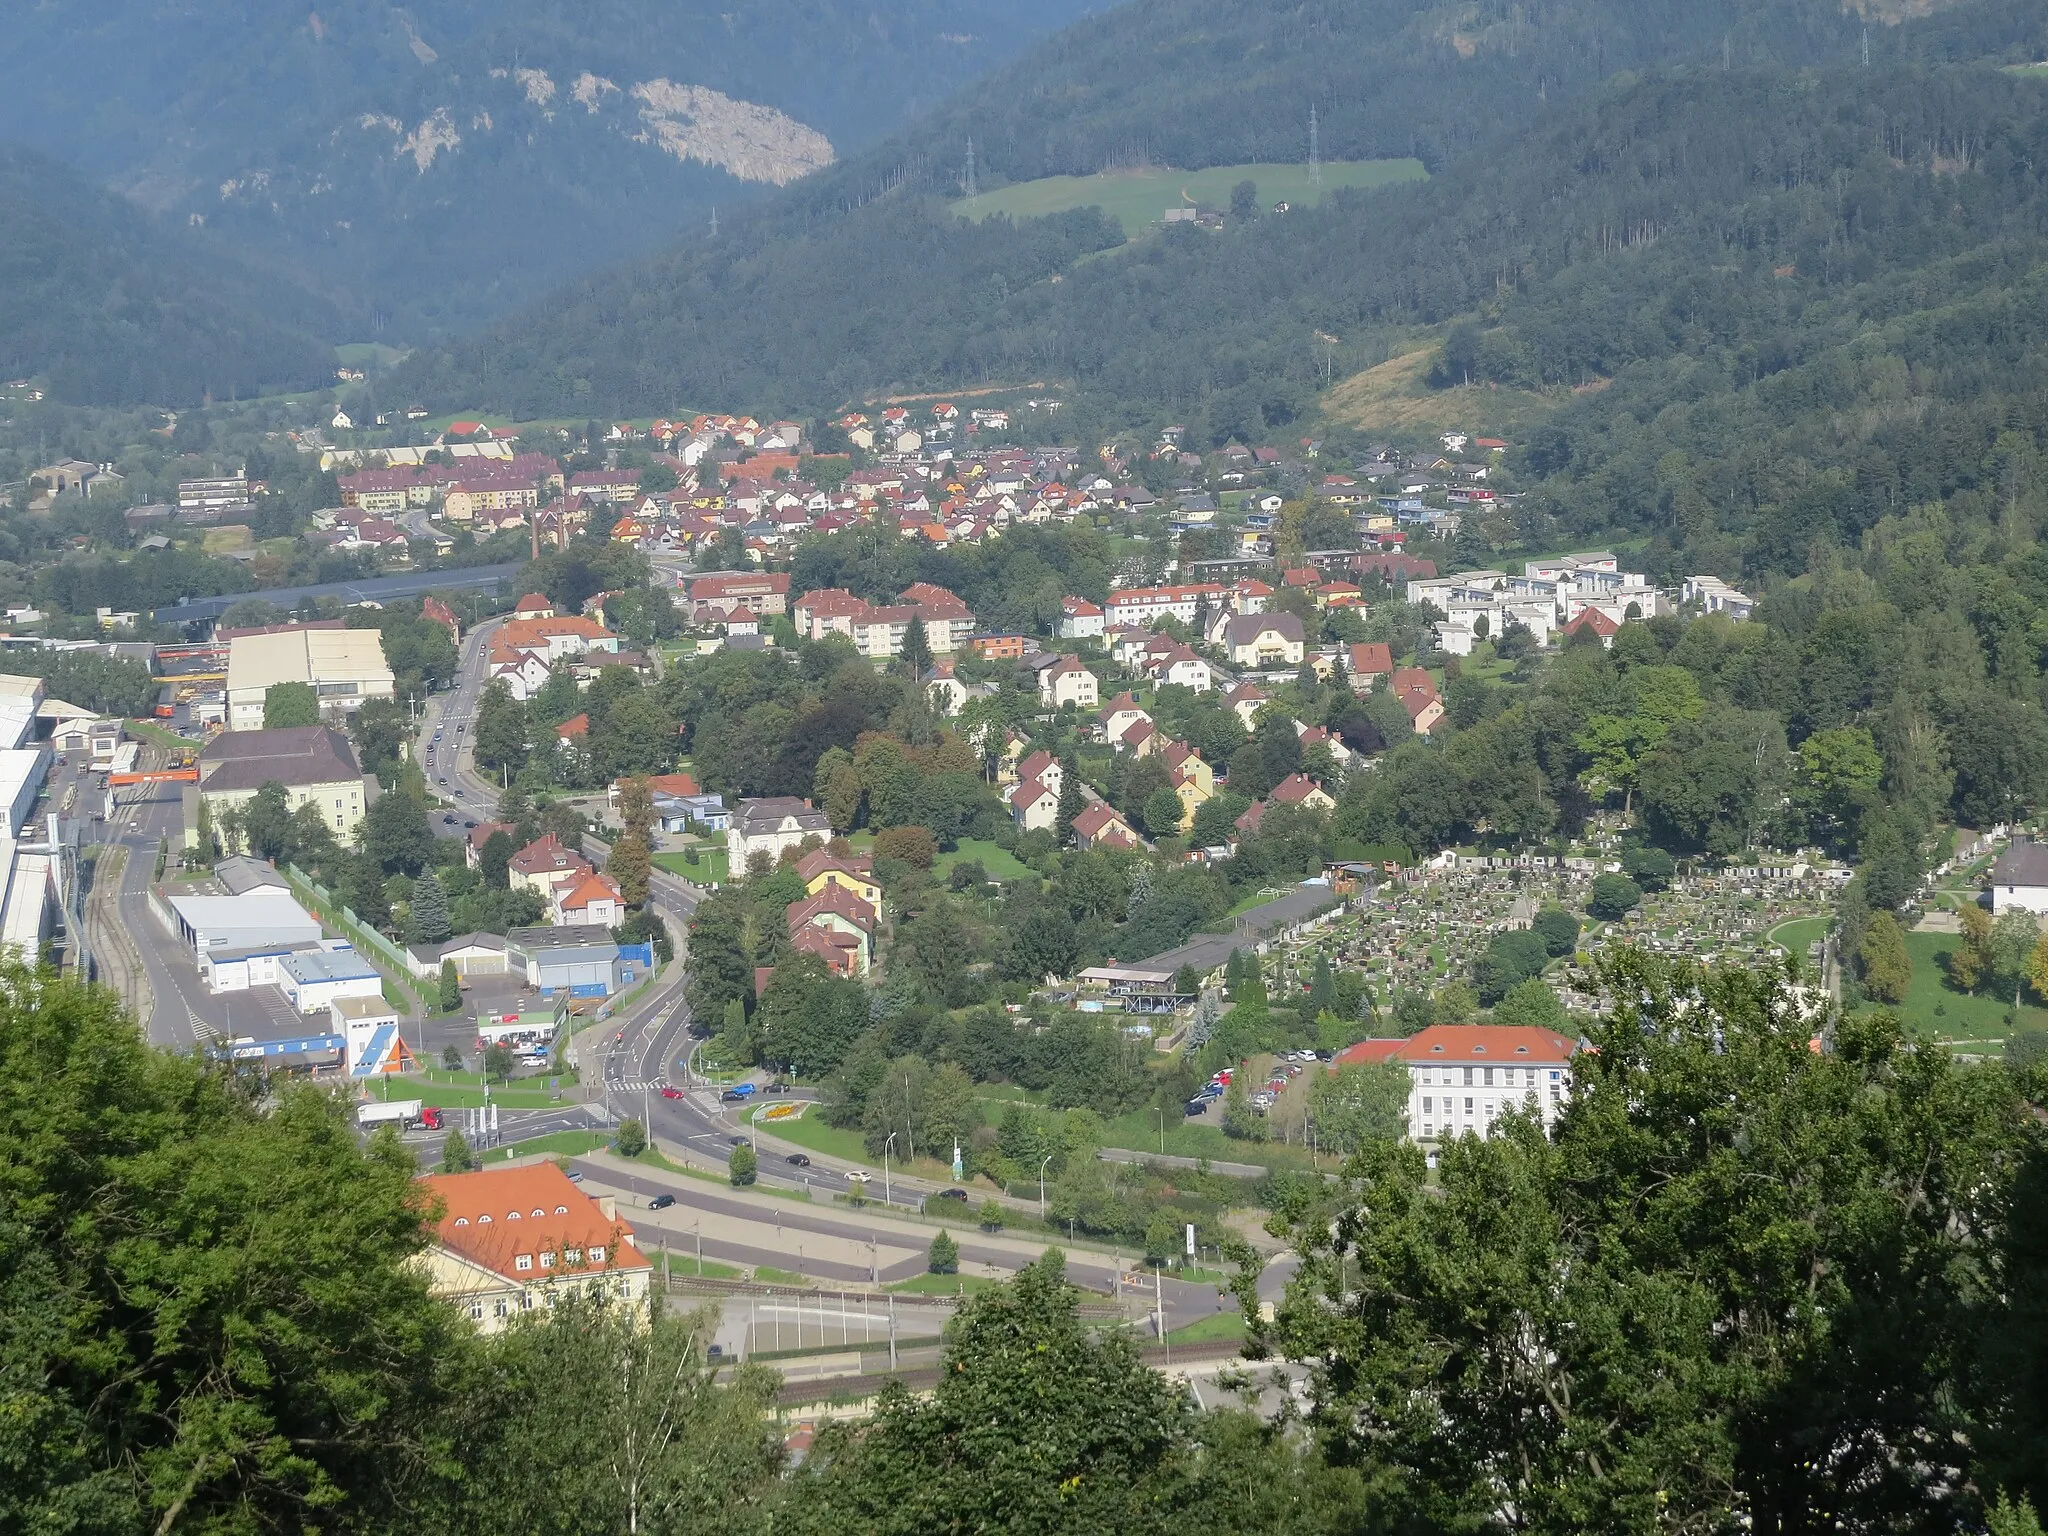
398,0 -> 2048,469
0,147 -> 339,408
0,0 -> 1100,336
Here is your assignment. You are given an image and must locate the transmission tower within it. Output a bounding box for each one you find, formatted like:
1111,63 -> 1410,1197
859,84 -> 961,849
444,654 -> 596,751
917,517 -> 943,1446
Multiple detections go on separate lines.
964,136 -> 978,199
1308,104 -> 1321,186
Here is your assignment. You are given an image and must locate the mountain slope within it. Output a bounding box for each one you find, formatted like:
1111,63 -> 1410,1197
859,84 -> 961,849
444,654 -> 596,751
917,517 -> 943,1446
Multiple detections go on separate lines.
0,0 -> 1102,336
396,0 -> 2048,439
394,0 -> 1888,418
0,148 -> 339,408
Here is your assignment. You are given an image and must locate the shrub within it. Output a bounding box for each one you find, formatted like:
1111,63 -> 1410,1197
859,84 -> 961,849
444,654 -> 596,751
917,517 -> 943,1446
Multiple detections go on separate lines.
728,1141 -> 757,1186
928,1230 -> 959,1274
616,1118 -> 647,1159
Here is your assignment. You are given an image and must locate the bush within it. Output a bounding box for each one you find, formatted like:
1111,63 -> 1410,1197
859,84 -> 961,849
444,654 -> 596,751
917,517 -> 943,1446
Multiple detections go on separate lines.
875,825 -> 938,869
1588,873 -> 1644,921
616,1118 -> 647,1159
978,1198 -> 1006,1232
928,1229 -> 959,1274
728,1141 -> 757,1186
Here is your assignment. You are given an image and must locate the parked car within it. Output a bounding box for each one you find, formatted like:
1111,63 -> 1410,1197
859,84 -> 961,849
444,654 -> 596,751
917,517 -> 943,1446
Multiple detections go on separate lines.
648,1193 -> 676,1210
786,1153 -> 811,1166
566,1170 -> 584,1182
1184,1098 -> 1210,1116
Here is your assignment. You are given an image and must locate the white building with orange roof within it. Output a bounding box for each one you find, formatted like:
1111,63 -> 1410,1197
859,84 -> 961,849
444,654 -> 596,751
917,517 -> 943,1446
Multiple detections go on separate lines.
415,1163 -> 653,1333
1333,1024 -> 1581,1144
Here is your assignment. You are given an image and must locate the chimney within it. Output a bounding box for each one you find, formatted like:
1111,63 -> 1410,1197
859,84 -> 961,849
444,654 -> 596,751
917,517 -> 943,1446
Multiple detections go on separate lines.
598,1196 -> 618,1221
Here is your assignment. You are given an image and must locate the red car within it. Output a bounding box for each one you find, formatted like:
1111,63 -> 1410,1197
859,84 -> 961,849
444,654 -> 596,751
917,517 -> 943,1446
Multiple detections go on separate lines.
659,1085 -> 684,1100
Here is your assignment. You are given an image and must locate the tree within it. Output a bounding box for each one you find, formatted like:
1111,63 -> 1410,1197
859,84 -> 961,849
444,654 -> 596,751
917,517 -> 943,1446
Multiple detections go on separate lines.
685,888 -> 753,1026
411,869 -> 452,944
361,789 -> 437,875
1587,872 -> 1643,921
472,677 -> 528,775
728,1140 -> 757,1185
610,830 -> 652,907
240,780 -> 295,862
1954,903 -> 1995,993
1142,785 -> 1184,838
790,1254 -> 1213,1532
1266,952 -> 2037,1534
484,1043 -> 516,1082
928,1229 -> 960,1274
616,1118 -> 647,1158
479,828 -> 515,888
1992,910 -> 2043,1009
1307,1060 -> 1411,1154
901,616 -> 932,679
263,679 -> 320,728
1859,911 -> 1913,1004
873,824 -> 937,868
449,1296 -> 781,1535
1230,178 -> 1259,221
1491,977 -> 1569,1028
438,959 -> 461,1012
1532,906 -> 1581,957
439,1128 -> 478,1172
1474,928 -> 1550,1005
1054,754 -> 1084,846
441,1043 -> 464,1070
978,1198 -> 1006,1232
0,966 -> 467,1533
1220,1078 -> 1266,1141
1619,846 -> 1676,893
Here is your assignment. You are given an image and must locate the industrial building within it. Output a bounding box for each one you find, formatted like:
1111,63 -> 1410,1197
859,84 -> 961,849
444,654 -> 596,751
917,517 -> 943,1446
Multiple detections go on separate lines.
280,945 -> 384,1014
163,891 -> 324,971
224,627 -> 394,730
505,925 -> 639,997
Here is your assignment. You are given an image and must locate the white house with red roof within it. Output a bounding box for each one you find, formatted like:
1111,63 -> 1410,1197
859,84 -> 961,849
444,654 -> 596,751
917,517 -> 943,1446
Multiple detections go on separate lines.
1058,596 -> 1105,639
1071,800 -> 1139,850
1009,775 -> 1059,833
415,1163 -> 652,1333
1333,1023 -> 1579,1142
553,870 -> 624,928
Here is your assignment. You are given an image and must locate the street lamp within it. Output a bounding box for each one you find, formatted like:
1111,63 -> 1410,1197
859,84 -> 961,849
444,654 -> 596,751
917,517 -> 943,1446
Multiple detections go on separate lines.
883,1132 -> 896,1208
1038,1154 -> 1052,1219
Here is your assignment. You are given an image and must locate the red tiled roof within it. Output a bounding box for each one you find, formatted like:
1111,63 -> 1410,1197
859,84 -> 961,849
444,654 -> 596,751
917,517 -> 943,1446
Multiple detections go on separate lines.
419,1163 -> 650,1285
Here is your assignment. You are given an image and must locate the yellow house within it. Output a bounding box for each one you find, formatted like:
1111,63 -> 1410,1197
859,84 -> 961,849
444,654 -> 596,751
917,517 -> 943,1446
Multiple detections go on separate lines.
796,849 -> 882,908
1163,742 -> 1215,816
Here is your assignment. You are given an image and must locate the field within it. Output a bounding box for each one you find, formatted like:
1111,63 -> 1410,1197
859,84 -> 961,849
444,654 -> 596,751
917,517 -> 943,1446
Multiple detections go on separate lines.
1322,343 -> 1564,437
1164,1309 -> 1247,1346
952,159 -> 1426,239
888,1272 -> 998,1296
1869,930 -> 2048,1046
482,1130 -> 608,1164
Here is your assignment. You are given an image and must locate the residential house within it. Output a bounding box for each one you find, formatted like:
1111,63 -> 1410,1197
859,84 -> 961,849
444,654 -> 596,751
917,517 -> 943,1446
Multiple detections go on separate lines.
1683,575 -> 1756,620
1141,641 -> 1211,693
1991,843 -> 2048,915
1071,800 -> 1140,850
1098,693 -> 1151,747
1222,612 -> 1307,669
508,834 -> 592,899
1268,773 -> 1337,813
1371,1023 -> 1581,1142
1058,597 -> 1105,639
1009,775 -> 1059,833
1039,656 -> 1099,710
1224,681 -> 1270,729
465,821 -> 515,869
786,885 -> 878,974
197,726 -> 369,841
553,871 -> 624,929
796,849 -> 882,908
1347,643 -> 1395,691
726,796 -> 831,870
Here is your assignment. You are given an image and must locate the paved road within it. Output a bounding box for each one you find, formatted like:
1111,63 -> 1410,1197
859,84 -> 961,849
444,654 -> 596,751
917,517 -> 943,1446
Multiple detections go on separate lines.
416,616 -> 504,831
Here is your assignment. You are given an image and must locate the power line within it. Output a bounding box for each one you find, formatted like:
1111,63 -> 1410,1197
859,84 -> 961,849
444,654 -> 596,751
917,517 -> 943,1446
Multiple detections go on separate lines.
1308,104 -> 1321,186
964,135 -> 977,200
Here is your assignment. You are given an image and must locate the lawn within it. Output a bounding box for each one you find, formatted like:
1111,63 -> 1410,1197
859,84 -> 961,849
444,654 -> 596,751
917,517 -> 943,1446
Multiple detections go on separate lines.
655,1253 -> 744,1280
933,837 -> 1032,883
758,1111 -> 963,1180
952,159 -> 1427,238
1868,930 -> 2048,1043
654,846 -> 727,884
1164,1309 -> 1248,1346
481,1130 -> 609,1163
1095,1108 -> 1312,1172
371,1076 -> 566,1109
1768,917 -> 1830,960
888,1272 -> 999,1296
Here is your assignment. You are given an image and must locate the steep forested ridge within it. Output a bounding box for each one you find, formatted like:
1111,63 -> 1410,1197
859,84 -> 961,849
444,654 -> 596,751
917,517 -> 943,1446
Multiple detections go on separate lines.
0,0 -> 1102,336
0,147 -> 339,407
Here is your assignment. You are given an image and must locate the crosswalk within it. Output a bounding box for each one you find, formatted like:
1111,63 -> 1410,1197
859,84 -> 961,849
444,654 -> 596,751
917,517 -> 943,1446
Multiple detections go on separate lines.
612,1078 -> 665,1094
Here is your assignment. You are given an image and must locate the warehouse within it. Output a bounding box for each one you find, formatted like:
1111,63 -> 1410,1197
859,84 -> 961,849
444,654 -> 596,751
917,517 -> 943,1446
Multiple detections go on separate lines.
165,891 -> 324,970
507,925 -> 631,998
280,945 -> 384,1014
224,627 -> 394,730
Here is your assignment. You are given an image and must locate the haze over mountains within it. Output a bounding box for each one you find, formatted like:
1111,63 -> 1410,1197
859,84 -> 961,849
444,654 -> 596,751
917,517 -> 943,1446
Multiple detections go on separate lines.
0,0 -> 1101,359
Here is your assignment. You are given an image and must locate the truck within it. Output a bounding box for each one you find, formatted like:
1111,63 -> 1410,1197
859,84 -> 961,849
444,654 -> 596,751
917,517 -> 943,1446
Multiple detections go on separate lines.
357,1100 -> 442,1131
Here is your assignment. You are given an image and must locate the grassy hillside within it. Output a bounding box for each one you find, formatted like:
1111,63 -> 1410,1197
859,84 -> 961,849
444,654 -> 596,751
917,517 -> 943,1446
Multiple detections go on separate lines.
953,159 -> 1427,237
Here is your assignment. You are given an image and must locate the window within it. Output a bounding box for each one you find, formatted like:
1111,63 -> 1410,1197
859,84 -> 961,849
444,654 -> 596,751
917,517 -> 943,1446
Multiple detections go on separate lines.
565,1248 -> 584,1265
507,1211 -> 521,1220
555,1205 -> 569,1214
540,1252 -> 556,1269
1464,1097 -> 1474,1114
520,1295 -> 534,1311
1462,1067 -> 1473,1086
1484,1067 -> 1495,1087
494,1299 -> 509,1317
589,1246 -> 606,1263
478,1214 -> 491,1224
1422,1097 -> 1433,1115
469,1301 -> 484,1320
454,1217 -> 469,1227
515,1255 -> 533,1272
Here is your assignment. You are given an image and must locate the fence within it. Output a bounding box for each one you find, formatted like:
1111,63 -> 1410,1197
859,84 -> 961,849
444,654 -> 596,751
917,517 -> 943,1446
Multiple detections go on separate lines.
284,863 -> 431,1007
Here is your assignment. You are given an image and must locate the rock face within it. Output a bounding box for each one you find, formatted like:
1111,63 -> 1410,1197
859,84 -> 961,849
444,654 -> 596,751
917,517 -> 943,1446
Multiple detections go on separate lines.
0,0 -> 1099,334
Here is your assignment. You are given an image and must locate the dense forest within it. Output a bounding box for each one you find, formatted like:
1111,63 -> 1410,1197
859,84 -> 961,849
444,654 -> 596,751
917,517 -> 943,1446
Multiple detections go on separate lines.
0,147 -> 339,407
396,0 -> 2044,424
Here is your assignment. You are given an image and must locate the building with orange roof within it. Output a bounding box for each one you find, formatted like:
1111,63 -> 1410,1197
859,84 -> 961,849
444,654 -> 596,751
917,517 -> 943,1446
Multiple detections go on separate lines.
415,1162 -> 652,1332
513,593 -> 554,619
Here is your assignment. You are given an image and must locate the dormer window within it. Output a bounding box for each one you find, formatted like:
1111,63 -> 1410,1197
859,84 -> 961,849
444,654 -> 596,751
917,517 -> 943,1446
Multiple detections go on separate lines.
1515,1045 -> 1529,1054
454,1217 -> 469,1227
589,1245 -> 606,1263
540,1252 -> 556,1268
533,1209 -> 545,1218
555,1205 -> 569,1215
478,1214 -> 492,1223
516,1255 -> 533,1272
507,1211 -> 521,1220
565,1248 -> 584,1265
